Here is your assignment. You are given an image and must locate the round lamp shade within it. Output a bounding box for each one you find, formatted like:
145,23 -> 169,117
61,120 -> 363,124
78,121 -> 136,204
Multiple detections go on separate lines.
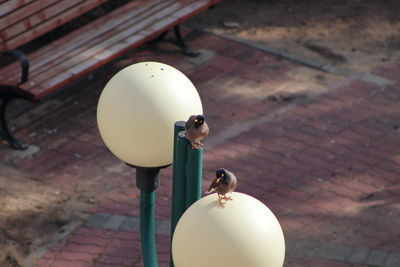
97,62 -> 203,167
172,192 -> 285,267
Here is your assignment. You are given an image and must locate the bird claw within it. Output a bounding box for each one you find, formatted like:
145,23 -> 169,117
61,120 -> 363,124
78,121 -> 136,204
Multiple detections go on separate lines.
191,141 -> 204,150
217,194 -> 225,207
218,195 -> 233,207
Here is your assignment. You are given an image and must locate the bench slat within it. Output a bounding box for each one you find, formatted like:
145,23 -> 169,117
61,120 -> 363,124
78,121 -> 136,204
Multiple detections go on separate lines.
0,0 -> 35,17
0,0 -> 108,49
0,0 -> 58,32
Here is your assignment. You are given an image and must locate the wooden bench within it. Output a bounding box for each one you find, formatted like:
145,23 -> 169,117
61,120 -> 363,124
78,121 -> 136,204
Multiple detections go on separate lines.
0,0 -> 221,149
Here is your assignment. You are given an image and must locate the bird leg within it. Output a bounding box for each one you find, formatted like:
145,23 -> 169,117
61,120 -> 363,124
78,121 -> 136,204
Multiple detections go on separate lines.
217,193 -> 225,207
221,194 -> 232,201
191,140 -> 204,150
191,142 -> 201,149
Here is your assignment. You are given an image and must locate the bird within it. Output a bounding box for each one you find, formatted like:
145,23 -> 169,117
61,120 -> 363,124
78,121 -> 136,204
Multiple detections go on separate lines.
185,114 -> 209,149
206,168 -> 237,206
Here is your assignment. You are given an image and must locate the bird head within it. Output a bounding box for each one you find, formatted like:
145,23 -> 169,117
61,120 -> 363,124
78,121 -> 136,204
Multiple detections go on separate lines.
194,115 -> 205,128
215,168 -> 228,184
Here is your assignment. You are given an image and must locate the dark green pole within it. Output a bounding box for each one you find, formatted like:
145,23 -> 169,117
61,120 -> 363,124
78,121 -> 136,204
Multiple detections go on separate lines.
170,122 -> 187,267
140,190 -> 157,267
185,146 -> 203,208
136,167 -> 160,267
170,122 -> 188,230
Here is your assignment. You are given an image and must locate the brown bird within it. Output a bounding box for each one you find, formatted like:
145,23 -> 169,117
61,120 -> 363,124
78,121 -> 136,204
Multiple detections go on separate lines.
206,168 -> 237,206
185,114 -> 209,149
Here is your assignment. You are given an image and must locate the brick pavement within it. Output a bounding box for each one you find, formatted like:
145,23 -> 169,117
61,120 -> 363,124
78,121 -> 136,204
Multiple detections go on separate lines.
1,28 -> 399,267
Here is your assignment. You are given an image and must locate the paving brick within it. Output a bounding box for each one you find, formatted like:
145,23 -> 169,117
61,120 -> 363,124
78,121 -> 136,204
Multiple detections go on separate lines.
53,259 -> 93,267
364,250 -> 389,266
63,243 -> 104,255
330,245 -> 355,262
114,230 -> 139,241
383,253 -> 400,267
119,216 -> 140,232
318,181 -> 359,200
95,200 -> 138,217
73,227 -> 116,239
285,255 -> 351,267
86,213 -> 111,228
96,254 -> 136,265
342,178 -> 378,195
51,238 -> 69,252
285,239 -> 300,254
155,218 -> 171,236
103,245 -> 137,259
312,243 -> 337,259
69,235 -> 112,247
57,140 -> 105,160
57,250 -> 97,263
102,215 -> 128,230
373,63 -> 400,81
92,262 -> 119,267
33,258 -> 54,267
291,240 -> 318,257
346,247 -> 370,264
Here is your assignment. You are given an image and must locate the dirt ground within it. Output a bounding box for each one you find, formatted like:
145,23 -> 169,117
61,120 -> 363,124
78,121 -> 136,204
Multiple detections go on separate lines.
188,0 -> 400,73
1,0 -> 400,266
0,166 -> 87,267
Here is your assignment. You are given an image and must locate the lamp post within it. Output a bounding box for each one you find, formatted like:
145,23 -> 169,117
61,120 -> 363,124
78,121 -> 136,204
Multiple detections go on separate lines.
97,62 -> 203,267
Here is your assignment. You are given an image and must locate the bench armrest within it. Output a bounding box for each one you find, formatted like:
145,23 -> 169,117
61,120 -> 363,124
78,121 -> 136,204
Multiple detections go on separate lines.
0,50 -> 30,85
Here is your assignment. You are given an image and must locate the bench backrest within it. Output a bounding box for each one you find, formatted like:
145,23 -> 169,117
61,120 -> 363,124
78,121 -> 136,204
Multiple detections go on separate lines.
0,0 -> 109,50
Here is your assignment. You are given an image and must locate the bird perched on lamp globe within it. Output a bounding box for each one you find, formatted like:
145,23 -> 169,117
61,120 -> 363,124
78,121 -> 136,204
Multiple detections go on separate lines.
206,168 -> 238,206
185,114 -> 209,149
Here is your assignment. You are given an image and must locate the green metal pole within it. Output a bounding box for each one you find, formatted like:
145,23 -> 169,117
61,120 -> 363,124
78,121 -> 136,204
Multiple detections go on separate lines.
170,121 -> 188,267
136,167 -> 161,267
185,146 -> 203,208
140,189 -> 158,267
170,122 -> 189,229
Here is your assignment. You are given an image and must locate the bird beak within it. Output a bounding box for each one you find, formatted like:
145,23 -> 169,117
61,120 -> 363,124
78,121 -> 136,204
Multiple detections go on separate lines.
194,119 -> 198,123
216,177 -> 222,183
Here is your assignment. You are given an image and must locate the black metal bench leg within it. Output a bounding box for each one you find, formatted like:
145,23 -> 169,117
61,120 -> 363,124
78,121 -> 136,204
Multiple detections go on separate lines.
0,97 -> 27,150
149,31 -> 168,44
174,25 -> 200,57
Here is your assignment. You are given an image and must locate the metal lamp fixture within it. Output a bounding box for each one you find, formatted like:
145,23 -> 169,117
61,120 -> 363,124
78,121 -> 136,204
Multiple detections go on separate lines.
97,61 -> 203,266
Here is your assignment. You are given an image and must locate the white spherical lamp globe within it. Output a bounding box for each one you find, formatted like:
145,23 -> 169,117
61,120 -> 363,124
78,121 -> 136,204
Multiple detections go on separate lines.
97,62 -> 203,167
172,192 -> 285,267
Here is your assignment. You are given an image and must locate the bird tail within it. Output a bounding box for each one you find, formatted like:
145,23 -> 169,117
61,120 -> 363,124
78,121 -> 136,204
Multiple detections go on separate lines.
205,187 -> 215,194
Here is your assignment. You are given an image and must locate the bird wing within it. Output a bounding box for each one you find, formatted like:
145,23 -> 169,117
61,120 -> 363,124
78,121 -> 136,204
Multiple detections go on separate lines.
206,177 -> 222,193
185,115 -> 196,130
